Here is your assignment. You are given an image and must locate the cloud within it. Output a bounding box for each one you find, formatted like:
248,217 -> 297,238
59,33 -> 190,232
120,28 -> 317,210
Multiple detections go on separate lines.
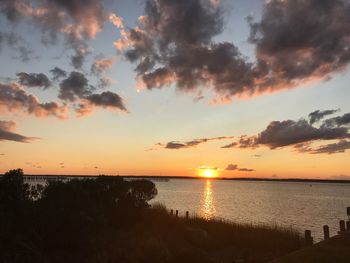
76,91 -> 127,116
323,113 -> 350,127
0,0 -> 106,40
157,136 -> 234,150
225,164 -> 238,170
308,109 -> 339,124
116,0 -> 259,101
58,71 -> 93,101
70,46 -> 90,69
0,82 -> 68,118
116,0 -> 350,102
225,163 -> 254,172
16,72 -> 51,89
91,58 -> 113,76
0,0 -> 108,68
109,13 -> 124,29
0,120 -> 35,143
249,0 -> 350,88
58,71 -> 127,115
50,67 -> 67,81
222,110 -> 350,154
238,168 -> 254,172
308,140 -> 350,154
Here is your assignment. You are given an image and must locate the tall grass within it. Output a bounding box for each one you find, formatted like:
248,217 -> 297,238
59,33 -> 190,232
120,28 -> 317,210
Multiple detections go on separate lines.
135,203 -> 303,262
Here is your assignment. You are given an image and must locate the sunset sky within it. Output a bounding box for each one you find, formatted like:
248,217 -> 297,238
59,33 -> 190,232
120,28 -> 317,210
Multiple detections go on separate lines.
0,0 -> 349,178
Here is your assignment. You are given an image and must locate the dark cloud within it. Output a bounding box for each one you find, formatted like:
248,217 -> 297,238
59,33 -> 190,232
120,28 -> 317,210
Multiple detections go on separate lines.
323,113 -> 350,128
58,71 -> 93,101
76,91 -> 127,116
308,140 -> 350,154
0,120 -> 35,143
225,164 -> 238,171
222,110 -> 350,154
17,72 -> 51,89
158,136 -> 234,150
0,82 -> 67,118
249,0 -> 350,88
57,71 -> 127,115
254,120 -> 348,148
238,168 -> 254,172
50,67 -> 67,81
117,0 -> 257,102
308,109 -> 339,124
221,142 -> 237,149
225,164 -> 254,172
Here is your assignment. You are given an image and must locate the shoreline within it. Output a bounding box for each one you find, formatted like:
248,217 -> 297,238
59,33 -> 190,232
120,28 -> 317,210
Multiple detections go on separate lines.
16,174 -> 350,184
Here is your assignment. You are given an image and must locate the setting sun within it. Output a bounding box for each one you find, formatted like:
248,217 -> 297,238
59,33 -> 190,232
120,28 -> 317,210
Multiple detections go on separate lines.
199,167 -> 218,178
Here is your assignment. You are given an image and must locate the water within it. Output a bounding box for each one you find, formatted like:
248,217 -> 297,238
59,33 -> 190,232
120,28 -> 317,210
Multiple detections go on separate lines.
152,179 -> 350,241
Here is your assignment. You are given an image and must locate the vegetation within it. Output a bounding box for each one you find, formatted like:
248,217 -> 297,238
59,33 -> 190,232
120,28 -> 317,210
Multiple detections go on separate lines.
271,233 -> 350,263
0,169 -> 303,263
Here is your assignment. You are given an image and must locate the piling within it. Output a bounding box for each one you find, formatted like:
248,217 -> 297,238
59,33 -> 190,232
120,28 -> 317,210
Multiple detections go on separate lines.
347,207 -> 350,216
186,211 -> 189,219
339,220 -> 346,233
323,225 -> 330,240
346,221 -> 350,231
175,210 -> 178,217
170,209 -> 173,216
305,230 -> 313,246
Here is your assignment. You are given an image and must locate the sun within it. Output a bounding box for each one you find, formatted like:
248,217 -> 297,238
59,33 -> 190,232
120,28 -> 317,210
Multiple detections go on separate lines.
199,167 -> 218,178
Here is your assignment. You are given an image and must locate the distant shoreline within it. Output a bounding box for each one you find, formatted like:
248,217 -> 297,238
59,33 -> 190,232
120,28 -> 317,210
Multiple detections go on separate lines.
12,174 -> 350,184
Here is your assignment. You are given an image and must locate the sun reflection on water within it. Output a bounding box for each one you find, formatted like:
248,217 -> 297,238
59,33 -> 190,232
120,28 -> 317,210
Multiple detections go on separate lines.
201,179 -> 216,220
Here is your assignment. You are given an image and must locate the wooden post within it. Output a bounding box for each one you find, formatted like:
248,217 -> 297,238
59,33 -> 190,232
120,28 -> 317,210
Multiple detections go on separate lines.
175,210 -> 178,217
346,221 -> 350,231
186,211 -> 189,219
339,220 -> 346,233
347,207 -> 350,216
304,230 -> 313,246
170,209 -> 173,216
323,225 -> 330,240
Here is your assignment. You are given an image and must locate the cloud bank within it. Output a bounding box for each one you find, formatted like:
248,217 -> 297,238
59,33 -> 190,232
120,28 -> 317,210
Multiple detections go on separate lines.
222,110 -> 350,154
115,0 -> 350,102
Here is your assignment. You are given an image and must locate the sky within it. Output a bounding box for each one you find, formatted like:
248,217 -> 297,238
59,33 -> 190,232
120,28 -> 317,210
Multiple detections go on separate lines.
0,0 -> 350,179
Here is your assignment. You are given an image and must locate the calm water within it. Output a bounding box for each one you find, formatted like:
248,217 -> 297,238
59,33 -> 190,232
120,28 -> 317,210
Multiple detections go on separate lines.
152,179 -> 350,241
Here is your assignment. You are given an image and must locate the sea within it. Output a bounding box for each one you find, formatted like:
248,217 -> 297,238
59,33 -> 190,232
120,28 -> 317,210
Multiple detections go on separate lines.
151,179 -> 350,241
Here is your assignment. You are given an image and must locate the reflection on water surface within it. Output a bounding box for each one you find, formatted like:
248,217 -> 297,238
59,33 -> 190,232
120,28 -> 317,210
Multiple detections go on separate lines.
201,179 -> 216,220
